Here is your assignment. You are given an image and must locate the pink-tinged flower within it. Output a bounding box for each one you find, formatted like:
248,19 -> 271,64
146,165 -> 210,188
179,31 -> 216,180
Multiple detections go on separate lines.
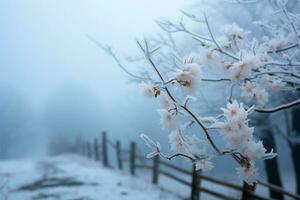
223,126 -> 253,149
241,82 -> 269,106
241,82 -> 255,100
168,130 -> 185,153
266,37 -> 285,52
219,60 -> 232,71
200,48 -> 220,67
262,75 -> 285,91
236,163 -> 258,184
253,87 -> 268,105
141,83 -> 160,98
160,95 -> 172,109
229,54 -> 261,81
223,23 -> 244,41
158,109 -> 177,131
221,100 -> 248,122
243,140 -> 266,159
195,158 -> 214,172
175,63 -> 201,93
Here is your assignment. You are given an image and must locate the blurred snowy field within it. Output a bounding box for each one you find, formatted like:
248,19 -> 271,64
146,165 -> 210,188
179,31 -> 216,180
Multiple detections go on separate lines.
0,154 -> 296,200
0,155 -> 180,200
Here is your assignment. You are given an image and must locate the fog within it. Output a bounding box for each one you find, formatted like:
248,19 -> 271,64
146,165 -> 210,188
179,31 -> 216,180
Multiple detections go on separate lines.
0,0 -> 192,158
0,0 -> 297,178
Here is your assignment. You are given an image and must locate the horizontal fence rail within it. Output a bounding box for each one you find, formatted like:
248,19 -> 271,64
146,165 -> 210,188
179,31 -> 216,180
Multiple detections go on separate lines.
74,132 -> 300,200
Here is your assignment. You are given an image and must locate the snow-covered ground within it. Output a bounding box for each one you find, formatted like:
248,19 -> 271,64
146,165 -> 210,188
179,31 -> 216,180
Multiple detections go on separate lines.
0,155 -> 181,200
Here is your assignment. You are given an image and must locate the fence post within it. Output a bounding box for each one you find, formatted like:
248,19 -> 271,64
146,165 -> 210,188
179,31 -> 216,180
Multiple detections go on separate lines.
152,155 -> 159,185
191,164 -> 200,200
241,182 -> 256,200
130,142 -> 136,176
87,141 -> 92,159
93,138 -> 100,161
116,140 -> 123,170
102,131 -> 109,167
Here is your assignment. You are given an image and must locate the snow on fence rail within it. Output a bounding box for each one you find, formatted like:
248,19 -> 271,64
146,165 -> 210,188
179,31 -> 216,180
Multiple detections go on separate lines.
75,131 -> 300,200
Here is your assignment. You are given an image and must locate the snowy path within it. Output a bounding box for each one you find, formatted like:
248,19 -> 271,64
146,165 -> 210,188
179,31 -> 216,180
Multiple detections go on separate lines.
0,155 -> 180,200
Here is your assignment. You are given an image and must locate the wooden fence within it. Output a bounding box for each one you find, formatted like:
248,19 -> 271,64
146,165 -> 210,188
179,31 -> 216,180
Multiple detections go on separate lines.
76,131 -> 300,200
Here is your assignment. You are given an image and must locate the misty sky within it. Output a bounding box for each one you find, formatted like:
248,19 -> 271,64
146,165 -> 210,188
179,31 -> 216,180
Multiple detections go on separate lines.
0,0 -> 193,157
0,0 -> 189,105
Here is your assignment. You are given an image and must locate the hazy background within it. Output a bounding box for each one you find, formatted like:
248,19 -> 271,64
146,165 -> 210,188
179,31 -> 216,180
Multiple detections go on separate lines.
0,0 -> 193,158
0,1 -> 298,192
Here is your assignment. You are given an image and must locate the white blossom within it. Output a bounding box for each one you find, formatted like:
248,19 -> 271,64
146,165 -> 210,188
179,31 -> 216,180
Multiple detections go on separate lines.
222,124 -> 254,149
266,37 -> 286,52
160,94 -> 172,109
168,130 -> 185,153
236,163 -> 258,184
229,54 -> 261,81
199,48 -> 220,67
195,158 -> 214,172
219,100 -> 254,149
141,83 -> 159,98
262,75 -> 286,91
241,82 -> 269,105
221,100 -> 248,122
243,140 -> 266,159
158,109 -> 177,131
254,88 -> 268,105
175,63 -> 201,92
223,23 -> 244,41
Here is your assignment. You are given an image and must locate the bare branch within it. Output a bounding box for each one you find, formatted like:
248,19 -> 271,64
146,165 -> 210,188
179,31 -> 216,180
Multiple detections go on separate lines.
255,99 -> 300,113
86,35 -> 151,81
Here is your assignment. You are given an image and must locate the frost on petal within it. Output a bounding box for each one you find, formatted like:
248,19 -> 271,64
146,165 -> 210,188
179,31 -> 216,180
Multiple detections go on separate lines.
241,82 -> 255,101
229,54 -> 261,82
262,75 -> 286,91
224,129 -> 253,149
199,48 -> 220,67
158,109 -> 177,131
236,164 -> 258,184
195,159 -> 214,172
168,130 -> 185,153
241,82 -> 269,106
175,63 -> 201,93
223,23 -> 244,41
243,140 -> 266,159
160,95 -> 172,109
141,83 -> 160,98
254,87 -> 269,106
222,100 -> 248,122
266,37 -> 285,52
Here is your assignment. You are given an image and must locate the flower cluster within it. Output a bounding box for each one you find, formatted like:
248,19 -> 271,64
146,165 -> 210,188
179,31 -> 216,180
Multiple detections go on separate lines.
241,82 -> 269,106
229,54 -> 262,82
218,100 -> 277,183
129,0 -> 300,187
